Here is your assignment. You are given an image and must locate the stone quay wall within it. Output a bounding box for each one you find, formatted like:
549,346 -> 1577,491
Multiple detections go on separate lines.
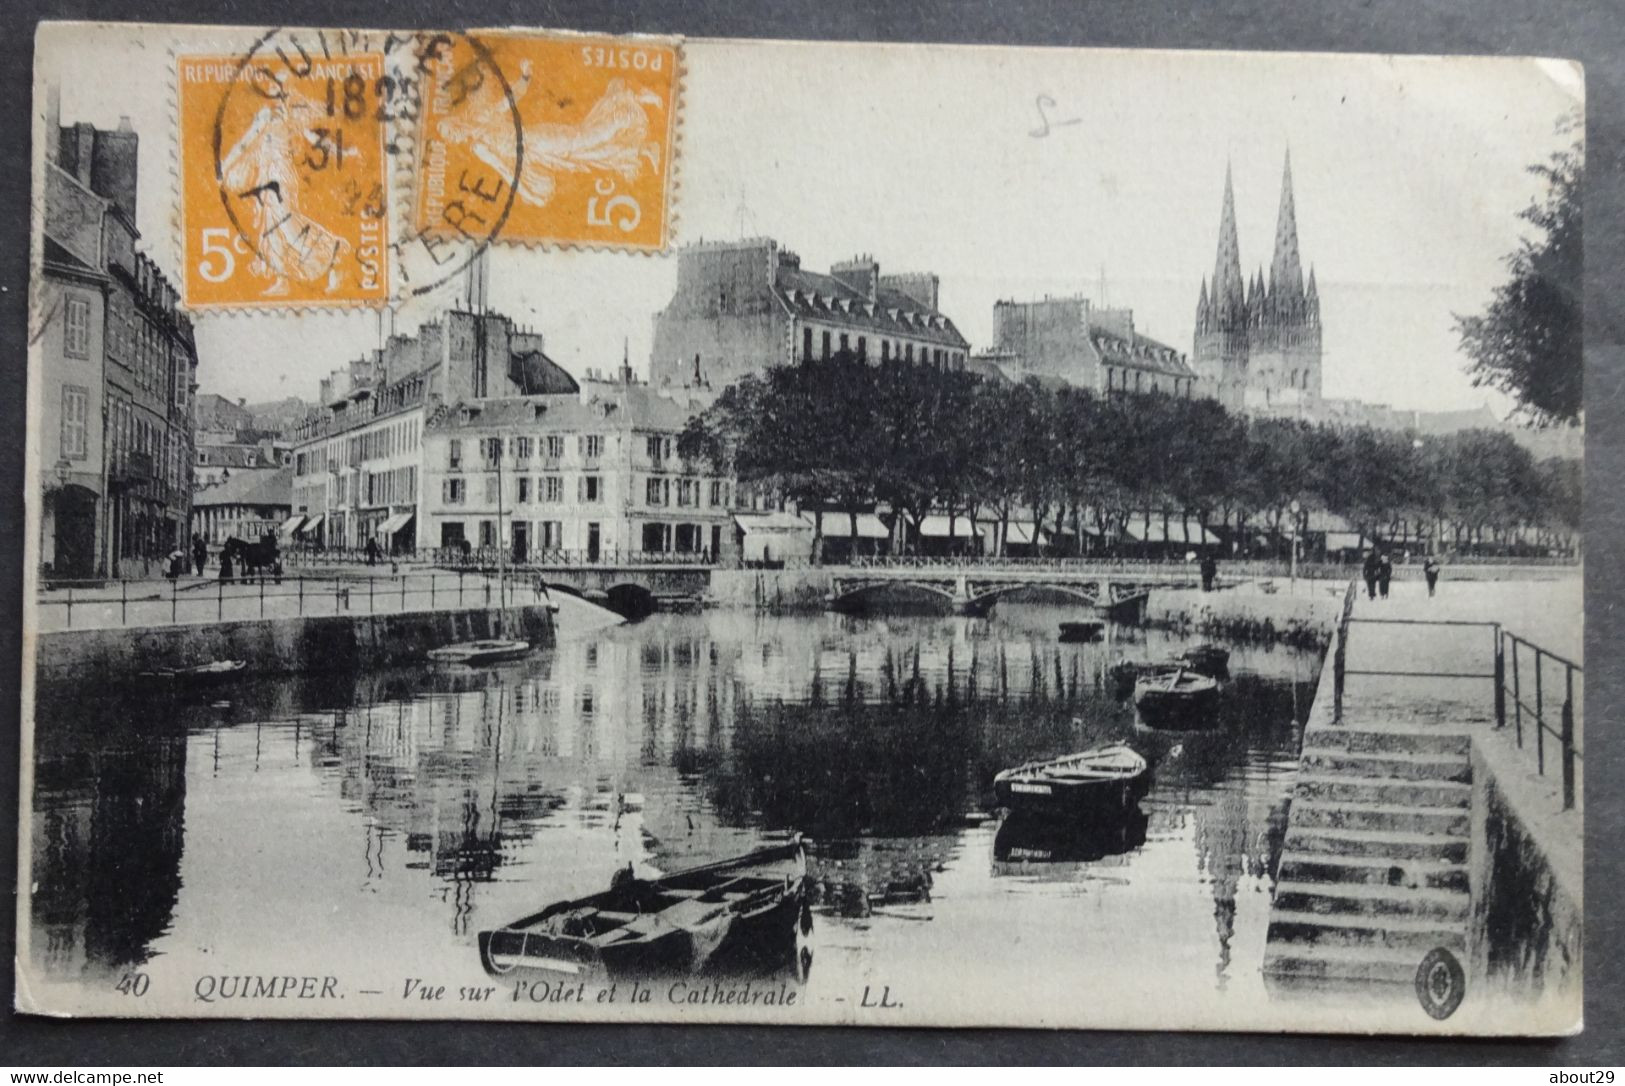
1143,583 -> 1342,648
33,603 -> 558,685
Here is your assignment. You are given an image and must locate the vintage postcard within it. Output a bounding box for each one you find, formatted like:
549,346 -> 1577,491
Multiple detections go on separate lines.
18,22 -> 1584,1035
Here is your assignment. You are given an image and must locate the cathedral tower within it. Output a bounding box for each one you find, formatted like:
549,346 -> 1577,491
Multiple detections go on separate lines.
1192,151 -> 1323,414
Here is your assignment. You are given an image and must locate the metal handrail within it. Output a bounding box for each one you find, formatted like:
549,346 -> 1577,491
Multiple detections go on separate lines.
34,569 -> 550,632
1498,629 -> 1583,810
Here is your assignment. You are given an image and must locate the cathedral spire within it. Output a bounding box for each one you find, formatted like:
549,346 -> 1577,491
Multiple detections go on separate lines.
1270,148 -> 1304,304
1210,162 -> 1246,327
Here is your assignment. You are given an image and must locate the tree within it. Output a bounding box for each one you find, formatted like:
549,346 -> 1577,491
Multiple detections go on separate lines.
1455,118 -> 1583,426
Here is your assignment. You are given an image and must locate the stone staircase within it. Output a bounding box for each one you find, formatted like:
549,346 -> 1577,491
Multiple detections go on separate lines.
1263,724 -> 1473,992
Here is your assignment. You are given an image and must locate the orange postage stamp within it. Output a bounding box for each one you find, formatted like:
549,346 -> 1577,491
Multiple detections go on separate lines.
413,31 -> 679,253
176,45 -> 391,309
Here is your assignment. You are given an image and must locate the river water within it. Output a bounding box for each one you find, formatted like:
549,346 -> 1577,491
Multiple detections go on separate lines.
27,602 -> 1322,1023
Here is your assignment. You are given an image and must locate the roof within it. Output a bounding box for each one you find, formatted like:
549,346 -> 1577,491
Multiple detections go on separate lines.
425,384 -> 705,435
1092,331 -> 1197,380
42,236 -> 100,275
774,266 -> 969,350
197,443 -> 282,469
508,349 -> 581,395
192,466 -> 293,509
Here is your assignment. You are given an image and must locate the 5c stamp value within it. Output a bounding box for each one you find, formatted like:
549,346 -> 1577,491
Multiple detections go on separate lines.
177,44 -> 392,309
414,31 -> 679,253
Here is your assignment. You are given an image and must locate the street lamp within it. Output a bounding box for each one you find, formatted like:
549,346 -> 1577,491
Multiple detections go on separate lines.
1288,498 -> 1301,592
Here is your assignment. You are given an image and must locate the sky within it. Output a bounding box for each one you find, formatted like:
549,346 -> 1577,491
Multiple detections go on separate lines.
38,26 -> 1581,413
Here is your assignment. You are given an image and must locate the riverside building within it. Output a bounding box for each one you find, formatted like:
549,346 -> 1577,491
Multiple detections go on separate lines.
419,370 -> 734,564
650,238 -> 970,390
40,96 -> 197,579
972,295 -> 1198,396
288,310 -> 576,554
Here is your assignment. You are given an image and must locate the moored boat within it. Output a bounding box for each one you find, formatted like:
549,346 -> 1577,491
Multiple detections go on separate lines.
1058,620 -> 1106,643
1133,668 -> 1221,727
1176,643 -> 1230,677
137,659 -> 247,684
427,639 -> 532,665
993,742 -> 1151,820
478,837 -> 810,981
1107,659 -> 1179,699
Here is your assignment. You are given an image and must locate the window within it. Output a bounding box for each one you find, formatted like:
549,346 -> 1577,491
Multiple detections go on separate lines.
542,475 -> 563,502
541,521 -> 562,549
514,436 -> 532,462
802,326 -> 813,360
479,520 -> 496,547
546,435 -> 565,460
447,439 -> 462,470
905,344 -> 914,362
60,385 -> 88,459
646,477 -> 666,505
881,340 -> 890,362
442,478 -> 465,504
517,477 -> 531,503
677,479 -> 698,507
484,475 -> 499,504
580,476 -> 602,502
709,480 -> 726,507
839,333 -> 849,354
580,435 -> 605,459
64,296 -> 91,359
646,435 -> 668,461
482,437 -> 502,464
858,336 -> 867,361
821,331 -> 831,360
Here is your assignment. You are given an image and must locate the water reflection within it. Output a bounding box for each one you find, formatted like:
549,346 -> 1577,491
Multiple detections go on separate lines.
30,605 -> 1318,1001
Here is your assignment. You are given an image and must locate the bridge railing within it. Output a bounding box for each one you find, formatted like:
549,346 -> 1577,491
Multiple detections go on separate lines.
35,570 -> 550,632
1499,630 -> 1584,811
835,555 -> 1328,579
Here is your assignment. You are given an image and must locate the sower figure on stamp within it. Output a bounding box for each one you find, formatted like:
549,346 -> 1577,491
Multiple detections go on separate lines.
219,89 -> 351,297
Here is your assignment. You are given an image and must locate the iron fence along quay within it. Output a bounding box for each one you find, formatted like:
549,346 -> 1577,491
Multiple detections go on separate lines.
1330,578 -> 1582,811
36,569 -> 553,633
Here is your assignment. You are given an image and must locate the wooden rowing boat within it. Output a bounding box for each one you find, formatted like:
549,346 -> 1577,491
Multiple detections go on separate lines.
1176,644 -> 1231,677
1133,667 -> 1220,727
993,742 -> 1151,820
426,639 -> 532,665
478,837 -> 810,981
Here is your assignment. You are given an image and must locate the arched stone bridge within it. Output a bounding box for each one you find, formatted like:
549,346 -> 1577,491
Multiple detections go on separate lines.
826,566 -> 1212,617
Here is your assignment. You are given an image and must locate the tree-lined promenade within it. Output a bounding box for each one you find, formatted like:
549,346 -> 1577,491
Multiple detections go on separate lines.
681,352 -> 1580,563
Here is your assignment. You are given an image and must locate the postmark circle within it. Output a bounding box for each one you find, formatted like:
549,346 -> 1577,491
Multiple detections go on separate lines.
208,26 -> 523,305
1414,946 -> 1466,1020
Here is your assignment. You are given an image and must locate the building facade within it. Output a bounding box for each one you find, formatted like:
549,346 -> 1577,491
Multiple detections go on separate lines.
39,102 -> 196,579
289,310 -> 578,553
1192,154 -> 1322,414
650,239 -> 970,390
420,376 -> 734,564
975,295 -> 1197,396
191,466 -> 293,546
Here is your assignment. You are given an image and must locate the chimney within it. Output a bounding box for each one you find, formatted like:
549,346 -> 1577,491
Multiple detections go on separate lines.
831,256 -> 880,303
91,119 -> 140,223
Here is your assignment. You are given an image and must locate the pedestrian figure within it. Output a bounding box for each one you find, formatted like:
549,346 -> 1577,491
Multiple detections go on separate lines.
218,551 -> 234,584
1424,555 -> 1441,598
1200,551 -> 1218,593
166,549 -> 186,581
1377,551 -> 1393,599
191,533 -> 208,577
1362,549 -> 1380,600
365,537 -> 380,566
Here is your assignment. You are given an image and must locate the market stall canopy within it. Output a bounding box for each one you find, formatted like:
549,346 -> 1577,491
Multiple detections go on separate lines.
803,512 -> 889,539
377,511 -> 415,536
916,514 -> 979,539
733,511 -> 812,534
1122,516 -> 1219,545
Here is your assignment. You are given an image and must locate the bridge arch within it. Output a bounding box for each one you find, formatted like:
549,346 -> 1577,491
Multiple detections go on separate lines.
827,579 -> 959,614
605,583 -> 658,620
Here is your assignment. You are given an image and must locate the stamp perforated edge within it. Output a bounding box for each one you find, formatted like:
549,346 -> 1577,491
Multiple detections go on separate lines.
166,29 -> 403,316
411,26 -> 686,257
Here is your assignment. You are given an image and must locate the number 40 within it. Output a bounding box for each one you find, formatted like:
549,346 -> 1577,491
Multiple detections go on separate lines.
115,972 -> 150,997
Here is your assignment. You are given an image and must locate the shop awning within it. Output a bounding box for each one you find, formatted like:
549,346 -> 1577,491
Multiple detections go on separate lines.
917,514 -> 978,539
1001,523 -> 1047,546
298,514 -> 325,535
1122,516 -> 1219,545
377,511 -> 415,536
734,511 -> 812,534
278,514 -> 306,536
1325,531 -> 1366,551
803,512 -> 889,539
